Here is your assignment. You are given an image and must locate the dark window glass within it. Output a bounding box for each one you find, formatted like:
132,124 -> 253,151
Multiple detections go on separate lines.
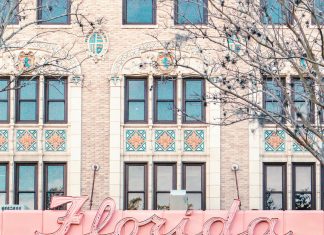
15,163 -> 37,209
292,164 -> 315,210
125,163 -> 147,210
45,78 -> 67,123
183,79 -> 205,122
125,79 -> 147,123
16,79 -> 38,122
154,163 -> 176,210
0,79 -> 9,122
263,78 -> 285,122
292,79 -> 313,122
44,163 -> 66,210
154,79 -> 176,123
176,0 -> 206,24
313,0 -> 324,24
124,0 -> 155,24
0,164 -> 8,205
261,0 -> 291,24
263,164 -> 286,210
38,0 -> 69,24
0,0 -> 18,24
182,163 -> 205,210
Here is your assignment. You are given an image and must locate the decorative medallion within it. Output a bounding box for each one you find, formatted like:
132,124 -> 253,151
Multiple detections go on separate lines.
16,130 -> 37,152
292,131 -> 315,152
126,130 -> 146,152
227,35 -> 241,53
16,51 -> 35,72
45,130 -> 66,152
85,30 -> 108,61
0,130 -> 8,152
264,130 -> 285,152
155,130 -> 176,152
156,52 -> 175,74
184,130 -> 204,152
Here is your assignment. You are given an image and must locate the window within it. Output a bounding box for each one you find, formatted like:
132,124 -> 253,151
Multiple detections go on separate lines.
263,78 -> 285,123
183,79 -> 205,123
292,79 -> 314,122
313,0 -> 324,24
45,78 -> 67,123
124,163 -> 147,210
153,163 -> 176,210
0,78 -> 9,122
261,0 -> 292,24
44,163 -> 66,209
38,0 -> 70,24
154,79 -> 176,123
175,0 -> 207,24
182,163 -> 205,210
123,0 -> 155,24
15,163 -> 38,209
263,163 -> 286,210
292,163 -> 315,210
0,0 -> 18,24
125,78 -> 147,123
0,164 -> 8,205
16,79 -> 38,123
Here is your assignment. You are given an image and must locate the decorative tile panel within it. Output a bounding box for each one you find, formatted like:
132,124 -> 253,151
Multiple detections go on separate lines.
155,130 -> 175,152
184,130 -> 204,152
264,130 -> 285,152
126,130 -> 146,152
0,130 -> 8,152
45,130 -> 67,152
16,130 -> 37,152
292,131 -> 315,152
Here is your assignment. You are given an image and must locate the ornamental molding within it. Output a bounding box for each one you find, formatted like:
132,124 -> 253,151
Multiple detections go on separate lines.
0,41 -> 82,75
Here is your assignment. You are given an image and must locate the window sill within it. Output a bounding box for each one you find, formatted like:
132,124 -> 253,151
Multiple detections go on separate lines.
36,24 -> 72,29
171,24 -> 209,29
121,24 -> 159,29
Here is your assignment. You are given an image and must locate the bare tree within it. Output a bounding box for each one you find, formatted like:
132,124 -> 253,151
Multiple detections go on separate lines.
154,0 -> 324,163
0,0 -> 100,92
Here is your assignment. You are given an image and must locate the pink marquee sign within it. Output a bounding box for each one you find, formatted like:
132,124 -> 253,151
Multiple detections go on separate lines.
1,196 -> 324,235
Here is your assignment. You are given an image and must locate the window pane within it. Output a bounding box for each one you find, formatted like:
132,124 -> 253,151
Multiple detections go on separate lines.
47,165 -> 64,192
265,80 -> 282,101
293,82 -> 308,101
40,0 -> 68,23
127,193 -> 144,210
128,80 -> 145,99
265,193 -> 283,210
266,166 -> 282,191
0,80 -> 8,99
314,0 -> 324,24
126,0 -> 153,24
20,81 -> 37,99
0,165 -> 6,191
18,193 -> 35,209
185,101 -> 202,121
0,193 -> 6,205
128,102 -> 145,120
157,102 -> 174,121
19,165 -> 35,191
177,0 -> 205,24
294,102 -> 310,120
20,101 -> 36,121
157,80 -> 173,99
295,166 -> 312,191
185,166 -> 202,191
46,191 -> 64,209
0,0 -> 18,24
262,0 -> 287,24
185,80 -> 202,99
266,102 -> 282,116
187,193 -> 201,210
157,193 -> 170,210
0,102 -> 8,120
48,80 -> 65,99
48,102 -> 65,120
128,165 -> 144,191
157,165 -> 173,191
295,193 -> 312,210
